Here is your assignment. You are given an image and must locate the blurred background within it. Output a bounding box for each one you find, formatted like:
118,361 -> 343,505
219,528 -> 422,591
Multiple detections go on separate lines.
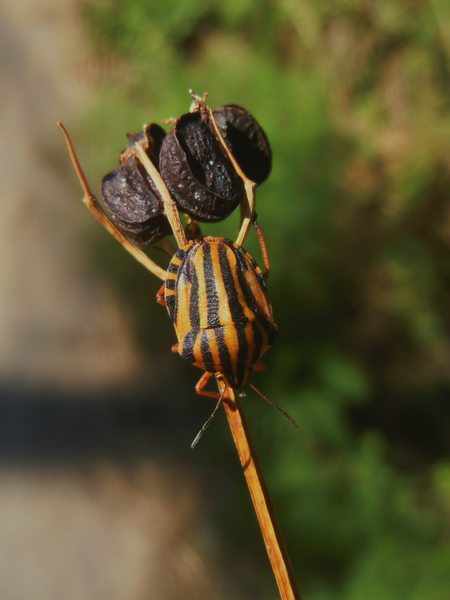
1,0 -> 449,598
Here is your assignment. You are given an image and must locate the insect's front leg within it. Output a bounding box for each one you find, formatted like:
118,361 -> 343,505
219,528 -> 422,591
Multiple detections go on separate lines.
156,284 -> 166,307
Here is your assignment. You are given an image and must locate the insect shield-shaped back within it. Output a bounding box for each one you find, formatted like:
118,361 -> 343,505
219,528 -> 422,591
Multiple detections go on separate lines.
101,123 -> 171,246
163,238 -> 278,389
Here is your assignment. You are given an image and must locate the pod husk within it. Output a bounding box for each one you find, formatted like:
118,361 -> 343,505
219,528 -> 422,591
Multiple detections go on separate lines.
159,111 -> 245,222
102,124 -> 171,246
212,104 -> 272,185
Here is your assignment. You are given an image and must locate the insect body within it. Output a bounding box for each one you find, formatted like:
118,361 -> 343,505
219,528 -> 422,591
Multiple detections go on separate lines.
161,237 -> 278,391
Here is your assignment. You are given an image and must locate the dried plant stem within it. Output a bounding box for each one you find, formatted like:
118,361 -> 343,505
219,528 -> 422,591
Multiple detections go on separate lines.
220,384 -> 302,600
133,144 -> 187,248
207,107 -> 256,247
57,122 -> 167,281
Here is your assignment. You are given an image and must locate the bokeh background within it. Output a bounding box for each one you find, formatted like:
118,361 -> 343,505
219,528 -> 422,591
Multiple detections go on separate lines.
1,0 -> 450,598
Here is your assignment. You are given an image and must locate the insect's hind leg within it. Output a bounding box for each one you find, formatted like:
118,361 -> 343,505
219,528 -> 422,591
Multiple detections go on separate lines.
58,123 -> 167,281
195,371 -> 221,400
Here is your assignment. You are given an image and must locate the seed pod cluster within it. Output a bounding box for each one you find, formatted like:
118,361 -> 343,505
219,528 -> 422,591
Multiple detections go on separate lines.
102,124 -> 171,246
101,99 -> 272,242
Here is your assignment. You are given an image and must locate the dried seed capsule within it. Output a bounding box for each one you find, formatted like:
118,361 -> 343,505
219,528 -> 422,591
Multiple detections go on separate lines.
159,111 -> 245,222
212,105 -> 272,184
126,123 -> 166,167
101,124 -> 171,246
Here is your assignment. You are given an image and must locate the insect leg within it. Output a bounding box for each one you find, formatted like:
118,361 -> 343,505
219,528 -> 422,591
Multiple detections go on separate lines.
156,284 -> 166,307
58,123 -> 166,281
195,371 -> 221,400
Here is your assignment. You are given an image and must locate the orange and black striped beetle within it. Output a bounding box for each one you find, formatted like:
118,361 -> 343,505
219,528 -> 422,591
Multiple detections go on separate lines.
58,93 -> 292,443
159,237 -> 278,394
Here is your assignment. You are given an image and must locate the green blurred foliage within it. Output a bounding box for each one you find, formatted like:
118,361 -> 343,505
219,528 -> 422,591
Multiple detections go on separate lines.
80,0 -> 450,597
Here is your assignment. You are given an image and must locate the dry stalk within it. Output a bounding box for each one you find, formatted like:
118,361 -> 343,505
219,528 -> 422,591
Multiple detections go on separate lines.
220,383 -> 302,600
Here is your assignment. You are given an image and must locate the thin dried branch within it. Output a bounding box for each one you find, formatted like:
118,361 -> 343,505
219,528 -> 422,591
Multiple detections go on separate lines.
58,122 -> 167,281
220,384 -> 302,600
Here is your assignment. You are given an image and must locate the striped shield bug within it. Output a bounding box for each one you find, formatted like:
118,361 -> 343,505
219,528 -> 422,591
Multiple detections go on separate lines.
58,92 -> 295,445
159,236 -> 278,391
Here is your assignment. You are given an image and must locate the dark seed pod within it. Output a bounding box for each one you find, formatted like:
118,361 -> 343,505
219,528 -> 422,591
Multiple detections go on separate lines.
212,105 -> 272,184
126,123 -> 166,167
101,124 -> 171,246
159,111 -> 245,222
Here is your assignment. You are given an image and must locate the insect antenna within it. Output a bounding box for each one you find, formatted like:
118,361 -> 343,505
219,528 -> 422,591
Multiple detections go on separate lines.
249,383 -> 298,428
190,387 -> 226,449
